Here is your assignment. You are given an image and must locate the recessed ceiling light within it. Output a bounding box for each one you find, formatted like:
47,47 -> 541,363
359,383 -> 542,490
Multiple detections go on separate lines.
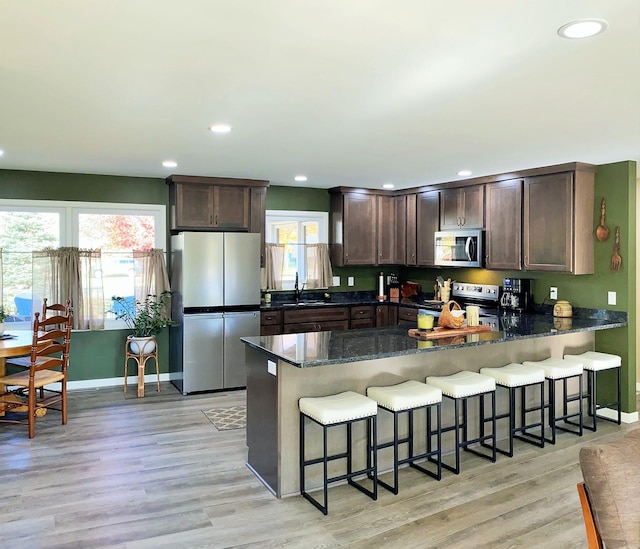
209,124 -> 232,134
457,170 -> 472,176
558,19 -> 608,39
382,183 -> 395,189
162,160 -> 178,168
294,175 -> 308,182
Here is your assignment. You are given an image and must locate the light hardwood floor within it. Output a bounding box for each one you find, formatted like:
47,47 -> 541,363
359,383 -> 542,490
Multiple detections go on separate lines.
0,382 -> 635,548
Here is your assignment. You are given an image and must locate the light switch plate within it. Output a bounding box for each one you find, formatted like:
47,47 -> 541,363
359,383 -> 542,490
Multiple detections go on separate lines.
608,291 -> 616,305
332,275 -> 340,287
348,276 -> 354,287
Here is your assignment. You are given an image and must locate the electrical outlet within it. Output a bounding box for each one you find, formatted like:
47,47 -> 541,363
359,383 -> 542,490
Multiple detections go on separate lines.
332,275 -> 340,287
348,276 -> 354,287
550,287 -> 558,300
608,291 -> 616,305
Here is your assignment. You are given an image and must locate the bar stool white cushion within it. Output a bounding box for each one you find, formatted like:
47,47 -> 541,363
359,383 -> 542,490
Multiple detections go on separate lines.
563,351 -> 621,371
299,391 -> 377,425
426,371 -> 495,398
522,357 -> 583,379
480,363 -> 545,387
367,380 -> 442,412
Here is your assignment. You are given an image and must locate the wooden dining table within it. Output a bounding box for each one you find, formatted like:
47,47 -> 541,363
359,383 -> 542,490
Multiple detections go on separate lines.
0,331 -> 33,415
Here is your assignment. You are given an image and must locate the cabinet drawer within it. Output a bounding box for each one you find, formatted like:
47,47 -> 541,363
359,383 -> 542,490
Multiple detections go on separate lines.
260,325 -> 282,336
261,310 -> 282,326
283,320 -> 349,334
284,306 -> 349,325
351,318 -> 375,330
398,306 -> 418,322
350,305 -> 374,319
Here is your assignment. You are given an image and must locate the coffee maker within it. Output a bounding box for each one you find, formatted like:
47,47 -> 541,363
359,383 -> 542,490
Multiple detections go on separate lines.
499,278 -> 533,312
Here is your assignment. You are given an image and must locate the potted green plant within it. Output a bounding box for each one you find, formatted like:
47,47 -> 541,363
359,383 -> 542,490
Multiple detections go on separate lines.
112,291 -> 173,354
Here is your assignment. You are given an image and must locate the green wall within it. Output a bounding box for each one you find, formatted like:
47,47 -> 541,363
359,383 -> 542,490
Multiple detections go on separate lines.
266,186 -> 329,212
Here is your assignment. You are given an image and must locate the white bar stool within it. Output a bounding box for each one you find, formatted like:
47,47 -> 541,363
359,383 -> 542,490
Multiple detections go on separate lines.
299,391 -> 378,515
367,380 -> 442,494
563,351 -> 622,430
522,357 -> 584,444
480,363 -> 546,456
426,371 -> 497,475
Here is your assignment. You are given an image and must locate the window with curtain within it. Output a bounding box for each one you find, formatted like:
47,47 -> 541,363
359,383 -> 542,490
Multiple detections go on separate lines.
263,210 -> 332,290
0,199 -> 166,330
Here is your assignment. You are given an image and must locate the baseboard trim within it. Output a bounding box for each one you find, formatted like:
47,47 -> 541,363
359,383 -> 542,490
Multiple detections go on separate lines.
597,407 -> 638,424
64,373 -> 172,391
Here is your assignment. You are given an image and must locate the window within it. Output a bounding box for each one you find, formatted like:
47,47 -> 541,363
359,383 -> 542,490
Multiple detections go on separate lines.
0,199 -> 165,329
265,210 -> 328,290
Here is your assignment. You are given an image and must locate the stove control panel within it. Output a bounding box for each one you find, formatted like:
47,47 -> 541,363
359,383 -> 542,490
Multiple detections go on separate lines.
451,282 -> 499,304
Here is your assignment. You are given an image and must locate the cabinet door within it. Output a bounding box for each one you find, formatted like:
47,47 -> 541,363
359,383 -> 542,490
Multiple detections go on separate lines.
523,173 -> 573,271
376,305 -> 389,327
250,187 -> 266,267
416,191 -> 439,266
440,186 -> 484,229
377,195 -> 396,264
213,186 -> 250,229
176,183 -> 214,228
394,195 -> 407,265
485,179 -> 522,270
343,193 -> 377,265
461,185 -> 484,228
439,189 -> 461,229
405,194 -> 417,266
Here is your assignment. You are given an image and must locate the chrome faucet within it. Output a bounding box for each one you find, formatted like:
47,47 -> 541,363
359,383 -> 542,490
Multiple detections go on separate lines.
294,272 -> 306,302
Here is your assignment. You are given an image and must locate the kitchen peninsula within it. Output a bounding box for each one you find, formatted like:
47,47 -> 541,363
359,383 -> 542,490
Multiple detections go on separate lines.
241,311 -> 626,498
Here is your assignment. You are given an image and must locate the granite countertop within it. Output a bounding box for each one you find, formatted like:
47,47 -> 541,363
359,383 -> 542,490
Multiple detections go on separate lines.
242,312 -> 627,368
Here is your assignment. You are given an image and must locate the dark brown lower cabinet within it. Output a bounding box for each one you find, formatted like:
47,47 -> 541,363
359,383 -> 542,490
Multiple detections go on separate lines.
350,305 -> 375,329
260,310 -> 283,336
283,307 -> 350,333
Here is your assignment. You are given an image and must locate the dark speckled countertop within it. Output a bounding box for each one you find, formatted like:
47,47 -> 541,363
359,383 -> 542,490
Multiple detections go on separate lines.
242,311 -> 627,368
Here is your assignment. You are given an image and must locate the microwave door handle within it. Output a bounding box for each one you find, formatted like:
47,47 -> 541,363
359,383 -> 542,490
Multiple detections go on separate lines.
465,237 -> 473,260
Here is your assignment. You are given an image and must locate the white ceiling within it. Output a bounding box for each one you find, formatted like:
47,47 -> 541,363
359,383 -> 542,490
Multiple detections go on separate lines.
1,1 -> 639,190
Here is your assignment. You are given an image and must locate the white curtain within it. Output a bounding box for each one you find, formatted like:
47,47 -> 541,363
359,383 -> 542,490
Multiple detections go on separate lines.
33,247 -> 104,330
133,249 -> 171,317
0,248 -> 3,308
263,244 -> 285,290
305,244 -> 333,289
263,243 -> 332,290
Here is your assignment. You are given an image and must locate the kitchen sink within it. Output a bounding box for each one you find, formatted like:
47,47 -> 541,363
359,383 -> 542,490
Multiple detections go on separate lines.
295,300 -> 331,306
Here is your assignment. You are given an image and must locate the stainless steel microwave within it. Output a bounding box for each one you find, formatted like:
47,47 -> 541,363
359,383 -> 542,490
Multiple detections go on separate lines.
434,230 -> 484,268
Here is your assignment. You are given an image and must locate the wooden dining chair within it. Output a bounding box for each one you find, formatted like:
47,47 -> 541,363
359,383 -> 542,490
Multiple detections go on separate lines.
577,482 -> 603,549
0,305 -> 73,438
6,299 -> 72,373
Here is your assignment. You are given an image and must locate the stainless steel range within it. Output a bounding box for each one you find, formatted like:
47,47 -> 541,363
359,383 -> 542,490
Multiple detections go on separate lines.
451,282 -> 500,330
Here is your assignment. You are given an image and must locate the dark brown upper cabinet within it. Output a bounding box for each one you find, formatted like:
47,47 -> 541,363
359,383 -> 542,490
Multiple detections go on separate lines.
329,188 -> 401,266
416,190 -> 439,266
404,194 -> 417,266
167,175 -> 269,264
330,190 -> 377,266
485,179 -> 523,270
439,185 -> 484,230
523,169 -> 594,273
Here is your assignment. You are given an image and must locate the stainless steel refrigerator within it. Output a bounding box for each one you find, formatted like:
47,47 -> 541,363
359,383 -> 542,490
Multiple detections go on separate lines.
169,232 -> 261,394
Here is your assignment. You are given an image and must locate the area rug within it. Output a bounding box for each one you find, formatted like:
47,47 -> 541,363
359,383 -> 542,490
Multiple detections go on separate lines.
202,405 -> 246,431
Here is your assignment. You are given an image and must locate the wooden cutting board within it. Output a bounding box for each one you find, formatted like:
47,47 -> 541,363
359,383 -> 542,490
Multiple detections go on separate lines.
408,325 -> 492,340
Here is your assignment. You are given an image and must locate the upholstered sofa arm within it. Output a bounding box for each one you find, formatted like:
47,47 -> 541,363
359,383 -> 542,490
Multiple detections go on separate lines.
579,429 -> 640,548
